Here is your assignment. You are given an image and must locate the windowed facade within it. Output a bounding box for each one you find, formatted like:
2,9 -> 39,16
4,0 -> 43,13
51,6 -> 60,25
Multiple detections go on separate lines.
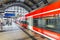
5,6 -> 28,17
4,6 -> 29,31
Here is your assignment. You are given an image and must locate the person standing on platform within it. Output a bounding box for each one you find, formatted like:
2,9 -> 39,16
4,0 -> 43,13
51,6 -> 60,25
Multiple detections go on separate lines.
0,19 -> 3,31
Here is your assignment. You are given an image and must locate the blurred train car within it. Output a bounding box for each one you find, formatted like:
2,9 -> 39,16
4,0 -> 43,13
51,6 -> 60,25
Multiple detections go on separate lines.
17,0 -> 60,40
25,0 -> 60,40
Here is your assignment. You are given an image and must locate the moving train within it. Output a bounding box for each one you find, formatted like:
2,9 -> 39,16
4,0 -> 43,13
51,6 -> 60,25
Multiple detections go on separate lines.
17,0 -> 60,40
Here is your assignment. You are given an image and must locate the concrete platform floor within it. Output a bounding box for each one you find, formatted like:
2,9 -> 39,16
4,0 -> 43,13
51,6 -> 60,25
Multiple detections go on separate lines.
0,30 -> 32,40
0,22 -> 48,40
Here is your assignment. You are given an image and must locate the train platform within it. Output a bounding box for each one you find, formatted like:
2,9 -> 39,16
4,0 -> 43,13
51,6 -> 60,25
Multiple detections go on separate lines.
0,22 -> 32,40
0,22 -> 48,40
0,30 -> 32,40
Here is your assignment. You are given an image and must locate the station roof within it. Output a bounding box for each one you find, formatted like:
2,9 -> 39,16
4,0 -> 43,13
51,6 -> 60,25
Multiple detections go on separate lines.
0,0 -> 56,13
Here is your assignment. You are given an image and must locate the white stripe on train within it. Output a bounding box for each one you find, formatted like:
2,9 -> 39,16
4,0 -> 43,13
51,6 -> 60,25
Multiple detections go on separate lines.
26,8 -> 60,18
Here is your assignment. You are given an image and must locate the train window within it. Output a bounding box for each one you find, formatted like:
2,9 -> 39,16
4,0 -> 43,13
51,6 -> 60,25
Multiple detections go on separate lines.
21,21 -> 27,24
46,19 -> 56,28
33,18 -> 38,26
33,18 -> 46,28
45,16 -> 60,33
38,18 -> 46,28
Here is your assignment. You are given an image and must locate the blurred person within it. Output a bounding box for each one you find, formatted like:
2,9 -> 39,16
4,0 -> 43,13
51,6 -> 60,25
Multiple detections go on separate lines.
0,19 -> 3,31
6,19 -> 10,26
6,19 -> 9,25
9,18 -> 12,25
6,18 -> 12,26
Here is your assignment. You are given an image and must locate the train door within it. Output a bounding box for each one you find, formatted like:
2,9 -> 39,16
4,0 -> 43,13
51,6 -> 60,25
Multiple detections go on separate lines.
27,17 -> 33,30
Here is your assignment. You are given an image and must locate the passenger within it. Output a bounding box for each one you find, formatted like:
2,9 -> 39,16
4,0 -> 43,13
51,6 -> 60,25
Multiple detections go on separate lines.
6,20 -> 9,25
6,19 -> 11,26
0,20 -> 3,31
7,19 -> 12,26
8,20 -> 10,26
9,21 -> 12,25
9,19 -> 12,25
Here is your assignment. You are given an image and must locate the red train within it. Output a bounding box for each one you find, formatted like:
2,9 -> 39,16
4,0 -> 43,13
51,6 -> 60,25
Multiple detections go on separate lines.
17,0 -> 60,40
